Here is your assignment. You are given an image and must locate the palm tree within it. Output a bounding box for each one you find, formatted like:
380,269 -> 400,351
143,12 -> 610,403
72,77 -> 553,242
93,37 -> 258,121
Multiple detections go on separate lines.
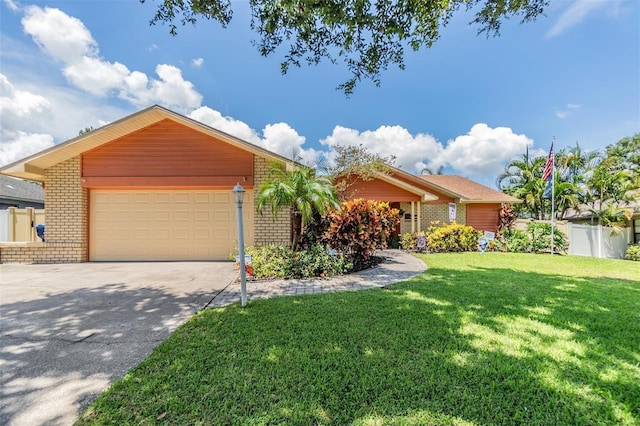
256,165 -> 339,250
549,178 -> 580,220
585,157 -> 637,225
497,151 -> 547,219
556,142 -> 601,206
559,143 -> 601,181
498,147 -> 586,220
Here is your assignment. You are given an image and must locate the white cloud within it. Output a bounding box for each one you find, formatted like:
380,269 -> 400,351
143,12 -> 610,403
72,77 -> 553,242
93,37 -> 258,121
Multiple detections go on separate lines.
547,0 -> 621,38
22,6 -> 96,63
189,106 -> 260,143
63,56 -> 130,96
0,72 -> 132,165
319,123 -> 532,179
4,0 -> 19,11
0,73 -> 52,131
320,125 -> 443,173
192,58 -> 204,68
0,73 -> 56,166
262,123 -> 306,159
556,102 -> 581,119
143,65 -> 202,110
189,106 -> 321,164
21,6 -> 202,113
441,124 -> 533,177
0,131 -> 55,166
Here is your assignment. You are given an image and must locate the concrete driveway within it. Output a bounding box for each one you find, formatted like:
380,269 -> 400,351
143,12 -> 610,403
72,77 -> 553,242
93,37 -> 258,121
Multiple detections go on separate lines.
0,261 -> 238,426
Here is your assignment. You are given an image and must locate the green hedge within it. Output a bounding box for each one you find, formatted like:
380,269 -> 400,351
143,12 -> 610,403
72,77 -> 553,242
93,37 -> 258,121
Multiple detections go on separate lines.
243,244 -> 352,279
625,244 -> 640,261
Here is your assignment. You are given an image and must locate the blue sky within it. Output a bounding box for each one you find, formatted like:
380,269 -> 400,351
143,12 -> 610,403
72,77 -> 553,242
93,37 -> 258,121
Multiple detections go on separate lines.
1,0 -> 638,186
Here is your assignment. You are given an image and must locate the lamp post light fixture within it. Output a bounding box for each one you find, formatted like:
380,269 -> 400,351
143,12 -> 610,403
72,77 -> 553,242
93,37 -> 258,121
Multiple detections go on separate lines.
232,182 -> 248,307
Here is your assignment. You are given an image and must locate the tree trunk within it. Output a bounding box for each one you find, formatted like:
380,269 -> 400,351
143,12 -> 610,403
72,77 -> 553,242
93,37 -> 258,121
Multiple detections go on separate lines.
291,208 -> 303,251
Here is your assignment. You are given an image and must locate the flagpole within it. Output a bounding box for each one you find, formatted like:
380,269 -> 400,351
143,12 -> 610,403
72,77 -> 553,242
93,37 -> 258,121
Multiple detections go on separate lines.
550,136 -> 555,255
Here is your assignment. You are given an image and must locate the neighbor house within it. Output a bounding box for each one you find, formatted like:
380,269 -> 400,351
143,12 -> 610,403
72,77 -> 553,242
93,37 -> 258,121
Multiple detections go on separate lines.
0,105 -> 293,263
345,169 -> 521,235
563,191 -> 640,244
0,175 -> 44,209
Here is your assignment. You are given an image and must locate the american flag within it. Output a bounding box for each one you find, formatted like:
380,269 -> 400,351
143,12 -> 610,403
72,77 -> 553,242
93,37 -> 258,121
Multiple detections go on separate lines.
542,142 -> 554,181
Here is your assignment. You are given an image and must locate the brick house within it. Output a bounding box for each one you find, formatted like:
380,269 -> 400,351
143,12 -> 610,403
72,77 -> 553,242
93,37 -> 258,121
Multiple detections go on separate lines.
0,105 -> 292,263
0,105 -> 520,263
346,168 -> 521,235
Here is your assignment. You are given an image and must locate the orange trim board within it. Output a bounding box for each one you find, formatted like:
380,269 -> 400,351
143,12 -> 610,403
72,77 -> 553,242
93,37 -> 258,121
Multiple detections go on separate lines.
81,176 -> 254,189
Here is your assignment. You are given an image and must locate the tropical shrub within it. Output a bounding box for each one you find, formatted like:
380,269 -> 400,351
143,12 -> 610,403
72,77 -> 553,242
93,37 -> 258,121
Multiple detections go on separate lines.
244,245 -> 292,278
399,232 -> 415,250
399,231 -> 429,251
242,244 -> 351,279
527,222 -> 568,254
288,244 -> 352,278
501,228 -> 530,253
426,221 -> 481,253
500,223 -> 568,254
323,199 -> 400,269
624,243 -> 640,261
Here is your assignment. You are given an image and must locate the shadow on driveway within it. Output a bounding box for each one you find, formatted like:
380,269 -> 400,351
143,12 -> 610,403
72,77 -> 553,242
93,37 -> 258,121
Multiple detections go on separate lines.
0,262 -> 237,426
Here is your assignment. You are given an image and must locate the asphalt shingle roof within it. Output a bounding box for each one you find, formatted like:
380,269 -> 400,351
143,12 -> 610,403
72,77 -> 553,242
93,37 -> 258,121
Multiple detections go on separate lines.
0,175 -> 44,203
417,175 -> 521,203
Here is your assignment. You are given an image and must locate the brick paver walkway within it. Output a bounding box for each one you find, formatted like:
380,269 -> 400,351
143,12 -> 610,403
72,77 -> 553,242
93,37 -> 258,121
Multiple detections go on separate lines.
207,249 -> 427,308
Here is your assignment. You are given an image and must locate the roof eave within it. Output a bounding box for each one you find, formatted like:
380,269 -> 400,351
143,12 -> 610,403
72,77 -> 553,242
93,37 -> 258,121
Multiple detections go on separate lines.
0,195 -> 44,203
459,199 -> 523,204
375,172 -> 439,201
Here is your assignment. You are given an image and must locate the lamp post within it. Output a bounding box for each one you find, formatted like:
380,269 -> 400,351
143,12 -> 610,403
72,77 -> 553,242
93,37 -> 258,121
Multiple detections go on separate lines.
232,183 -> 248,307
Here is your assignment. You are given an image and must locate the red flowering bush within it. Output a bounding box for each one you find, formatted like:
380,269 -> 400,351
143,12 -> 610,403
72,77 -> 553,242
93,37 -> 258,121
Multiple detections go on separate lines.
322,199 -> 400,269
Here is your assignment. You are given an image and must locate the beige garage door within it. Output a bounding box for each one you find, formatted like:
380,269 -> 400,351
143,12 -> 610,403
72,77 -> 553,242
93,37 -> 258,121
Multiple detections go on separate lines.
90,190 -> 254,261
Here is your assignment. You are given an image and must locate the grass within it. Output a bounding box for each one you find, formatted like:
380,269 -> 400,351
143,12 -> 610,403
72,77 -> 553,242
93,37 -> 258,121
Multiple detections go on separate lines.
77,253 -> 640,425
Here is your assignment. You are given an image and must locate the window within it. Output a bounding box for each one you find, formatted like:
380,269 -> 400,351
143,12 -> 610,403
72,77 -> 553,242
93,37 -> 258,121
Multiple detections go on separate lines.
634,219 -> 640,244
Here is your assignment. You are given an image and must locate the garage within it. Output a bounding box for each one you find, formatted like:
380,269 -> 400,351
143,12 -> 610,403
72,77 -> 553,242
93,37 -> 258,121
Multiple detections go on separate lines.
0,106 -> 293,264
90,189 -> 254,261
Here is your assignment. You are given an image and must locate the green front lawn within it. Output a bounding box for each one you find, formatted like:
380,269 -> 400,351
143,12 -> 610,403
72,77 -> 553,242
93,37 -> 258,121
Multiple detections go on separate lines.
77,253 -> 640,425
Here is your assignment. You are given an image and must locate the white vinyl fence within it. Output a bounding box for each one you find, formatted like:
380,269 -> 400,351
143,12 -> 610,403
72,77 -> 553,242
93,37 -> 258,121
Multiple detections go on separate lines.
0,209 -> 8,241
514,219 -> 632,259
567,223 -> 632,259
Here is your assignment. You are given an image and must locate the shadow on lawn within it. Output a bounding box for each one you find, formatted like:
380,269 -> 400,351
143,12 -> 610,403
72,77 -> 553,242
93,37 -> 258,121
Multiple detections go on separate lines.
79,263 -> 639,425
0,283 -> 207,426
381,265 -> 640,424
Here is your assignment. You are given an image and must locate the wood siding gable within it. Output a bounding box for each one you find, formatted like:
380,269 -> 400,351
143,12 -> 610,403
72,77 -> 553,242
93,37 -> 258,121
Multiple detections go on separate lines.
347,178 -> 421,202
82,119 -> 254,188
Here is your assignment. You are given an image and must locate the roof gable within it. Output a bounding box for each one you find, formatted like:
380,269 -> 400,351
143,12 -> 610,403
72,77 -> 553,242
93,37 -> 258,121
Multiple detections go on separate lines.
0,105 -> 294,182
